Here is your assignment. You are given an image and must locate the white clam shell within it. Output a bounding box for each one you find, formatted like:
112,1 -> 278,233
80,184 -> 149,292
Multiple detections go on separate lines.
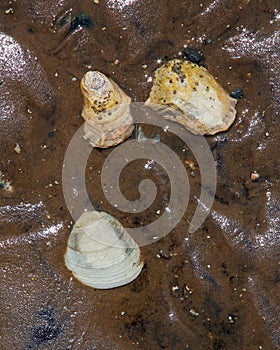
145,59 -> 237,135
81,71 -> 134,148
64,211 -> 144,289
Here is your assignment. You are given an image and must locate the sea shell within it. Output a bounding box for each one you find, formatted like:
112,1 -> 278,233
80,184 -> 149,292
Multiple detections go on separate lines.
81,71 -> 134,148
64,210 -> 144,289
145,59 -> 237,135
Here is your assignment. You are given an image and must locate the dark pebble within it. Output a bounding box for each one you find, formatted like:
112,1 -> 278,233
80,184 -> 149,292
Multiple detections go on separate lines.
182,47 -> 204,64
230,88 -> 243,99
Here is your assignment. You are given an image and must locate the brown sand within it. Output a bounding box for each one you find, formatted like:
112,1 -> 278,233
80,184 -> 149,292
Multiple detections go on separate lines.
0,1 -> 279,349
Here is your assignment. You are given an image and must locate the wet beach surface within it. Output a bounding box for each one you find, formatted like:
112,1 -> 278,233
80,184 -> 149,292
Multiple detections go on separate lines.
0,0 -> 280,349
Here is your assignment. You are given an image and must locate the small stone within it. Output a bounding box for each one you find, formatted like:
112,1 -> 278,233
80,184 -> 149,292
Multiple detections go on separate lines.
189,309 -> 199,317
250,171 -> 260,181
185,159 -> 196,170
230,88 -> 243,99
185,285 -> 193,294
158,250 -> 170,259
5,8 -> 14,14
228,313 -> 237,323
93,0 -> 99,3
182,47 -> 204,64
14,143 -> 21,154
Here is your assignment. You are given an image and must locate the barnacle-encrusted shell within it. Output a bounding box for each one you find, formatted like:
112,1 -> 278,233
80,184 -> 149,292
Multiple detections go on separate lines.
146,59 -> 237,135
81,71 -> 134,148
64,211 -> 143,289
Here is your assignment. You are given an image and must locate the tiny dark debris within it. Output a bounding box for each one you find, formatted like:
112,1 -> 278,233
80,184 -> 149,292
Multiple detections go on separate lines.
230,88 -> 243,99
182,47 -> 204,64
228,313 -> 238,324
28,306 -> 62,348
60,12 -> 93,33
25,224 -> 32,232
210,137 -> 228,151
31,323 -> 62,345
213,338 -> 226,350
273,269 -> 280,284
71,13 -> 92,31
38,306 -> 55,323
124,313 -> 146,341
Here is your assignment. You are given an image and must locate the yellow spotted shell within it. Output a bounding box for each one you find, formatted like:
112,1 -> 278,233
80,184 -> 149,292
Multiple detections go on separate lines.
146,59 -> 237,135
81,71 -> 134,148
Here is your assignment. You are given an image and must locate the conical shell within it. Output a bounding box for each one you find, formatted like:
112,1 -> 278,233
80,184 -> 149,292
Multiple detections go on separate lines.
64,211 -> 143,289
146,59 -> 237,135
81,71 -> 134,148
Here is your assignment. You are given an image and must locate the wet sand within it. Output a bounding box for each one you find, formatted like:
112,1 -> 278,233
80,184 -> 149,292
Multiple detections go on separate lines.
0,1 -> 279,349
